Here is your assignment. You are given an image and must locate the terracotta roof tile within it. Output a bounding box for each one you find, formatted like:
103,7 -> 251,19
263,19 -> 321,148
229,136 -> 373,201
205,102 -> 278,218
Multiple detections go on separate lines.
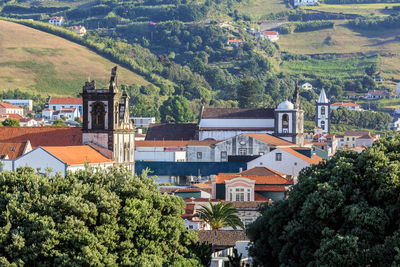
244,133 -> 295,147
254,192 -> 271,201
216,167 -> 293,185
255,185 -> 287,191
0,127 -> 82,147
0,102 -> 23,109
196,230 -> 248,247
263,31 -> 278,35
280,147 -> 323,165
201,108 -> 275,119
0,142 -> 28,159
331,102 -> 359,107
175,188 -> 202,193
48,97 -> 82,105
0,114 -> 24,120
41,145 -> 113,165
222,201 -> 267,209
344,130 -> 370,137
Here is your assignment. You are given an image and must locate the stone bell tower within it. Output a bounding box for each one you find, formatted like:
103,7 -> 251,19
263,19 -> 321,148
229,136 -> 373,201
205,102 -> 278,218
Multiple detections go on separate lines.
81,66 -> 135,171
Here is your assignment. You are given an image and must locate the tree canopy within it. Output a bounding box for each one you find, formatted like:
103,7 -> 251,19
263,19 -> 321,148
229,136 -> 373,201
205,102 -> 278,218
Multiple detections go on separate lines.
247,135 -> 400,266
159,95 -> 195,123
2,118 -> 20,127
0,167 -> 200,266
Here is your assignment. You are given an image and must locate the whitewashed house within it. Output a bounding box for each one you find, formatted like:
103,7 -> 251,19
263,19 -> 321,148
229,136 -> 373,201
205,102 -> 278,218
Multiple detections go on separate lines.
132,117 -> 156,128
263,31 -> 279,42
294,0 -> 318,6
48,16 -> 64,26
3,145 -> 114,176
2,99 -> 33,111
68,25 -> 87,36
247,147 -> 322,177
0,102 -> 24,116
135,140 -> 187,162
47,97 -> 82,118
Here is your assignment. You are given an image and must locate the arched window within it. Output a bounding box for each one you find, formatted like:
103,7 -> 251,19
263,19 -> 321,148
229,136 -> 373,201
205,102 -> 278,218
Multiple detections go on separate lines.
321,120 -> 325,130
321,106 -> 325,116
282,114 -> 289,128
91,102 -> 106,129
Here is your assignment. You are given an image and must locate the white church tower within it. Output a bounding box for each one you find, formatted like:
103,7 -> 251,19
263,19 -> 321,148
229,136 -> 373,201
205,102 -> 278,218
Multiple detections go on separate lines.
315,88 -> 330,134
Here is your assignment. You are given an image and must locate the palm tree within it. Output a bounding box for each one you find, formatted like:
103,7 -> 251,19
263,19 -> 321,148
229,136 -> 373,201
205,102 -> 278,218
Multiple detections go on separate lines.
195,201 -> 244,230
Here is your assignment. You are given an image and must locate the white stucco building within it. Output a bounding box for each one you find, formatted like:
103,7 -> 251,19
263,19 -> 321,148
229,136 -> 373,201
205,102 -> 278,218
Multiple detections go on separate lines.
294,0 -> 318,6
48,16 -> 64,26
47,97 -> 83,118
247,147 -> 322,177
0,102 -> 24,116
1,146 -> 114,176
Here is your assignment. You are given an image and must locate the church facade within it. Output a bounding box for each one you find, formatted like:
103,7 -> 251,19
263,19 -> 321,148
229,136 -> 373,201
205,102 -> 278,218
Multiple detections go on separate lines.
198,85 -> 304,146
81,67 -> 135,171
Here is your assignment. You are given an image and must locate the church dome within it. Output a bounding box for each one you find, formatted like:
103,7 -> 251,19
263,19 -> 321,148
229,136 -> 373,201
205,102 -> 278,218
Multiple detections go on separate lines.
277,100 -> 294,110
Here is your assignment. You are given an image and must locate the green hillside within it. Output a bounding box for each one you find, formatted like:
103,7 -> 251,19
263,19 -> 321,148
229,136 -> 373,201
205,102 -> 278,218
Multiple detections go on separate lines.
0,20 -> 150,96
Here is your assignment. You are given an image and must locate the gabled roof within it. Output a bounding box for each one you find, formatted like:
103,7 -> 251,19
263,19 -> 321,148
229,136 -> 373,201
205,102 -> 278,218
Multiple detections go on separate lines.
0,142 -> 28,159
216,167 -> 293,185
136,140 -> 189,147
0,114 -> 24,120
243,133 -> 295,147
41,145 -> 113,165
60,108 -> 76,113
317,88 -> 329,104
201,108 -> 275,119
0,102 -> 23,109
196,230 -> 248,247
358,133 -> 376,140
48,97 -> 82,105
175,188 -> 202,193
145,123 -> 197,140
331,102 -> 359,107
0,127 -> 82,147
280,147 -> 323,165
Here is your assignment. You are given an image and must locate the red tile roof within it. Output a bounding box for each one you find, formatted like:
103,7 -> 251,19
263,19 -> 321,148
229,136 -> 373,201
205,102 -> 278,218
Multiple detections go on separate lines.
244,133 -> 295,147
60,108 -> 76,113
216,167 -> 293,185
0,142 -> 28,159
263,31 -> 278,35
175,188 -> 202,193
254,192 -> 271,201
48,97 -> 82,105
41,145 -> 113,165
0,127 -> 82,147
0,102 -> 23,109
331,102 -> 359,107
254,185 -> 287,191
0,114 -> 24,120
201,108 -> 274,119
228,39 -> 242,43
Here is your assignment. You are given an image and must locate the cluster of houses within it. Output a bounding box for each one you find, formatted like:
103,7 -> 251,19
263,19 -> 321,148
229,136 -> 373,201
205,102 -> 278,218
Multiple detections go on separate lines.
0,69 -> 386,266
48,16 -> 86,36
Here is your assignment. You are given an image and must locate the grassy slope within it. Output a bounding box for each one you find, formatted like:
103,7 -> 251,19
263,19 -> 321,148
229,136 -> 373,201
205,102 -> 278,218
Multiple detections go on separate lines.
301,3 -> 400,16
0,20 -> 150,96
278,21 -> 400,79
236,0 -> 289,19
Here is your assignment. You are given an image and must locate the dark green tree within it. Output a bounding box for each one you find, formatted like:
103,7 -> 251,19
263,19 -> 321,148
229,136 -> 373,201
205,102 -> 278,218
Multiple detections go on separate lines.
190,241 -> 212,266
52,119 -> 67,126
2,118 -> 19,126
196,201 -> 244,230
0,167 -> 200,266
226,248 -> 243,267
237,78 -> 258,108
365,64 -> 378,77
159,95 -> 194,123
247,135 -> 400,266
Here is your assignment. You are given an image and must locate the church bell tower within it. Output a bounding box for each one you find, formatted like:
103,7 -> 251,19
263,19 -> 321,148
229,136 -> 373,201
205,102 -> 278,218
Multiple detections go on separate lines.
81,66 -> 135,171
316,88 -> 330,134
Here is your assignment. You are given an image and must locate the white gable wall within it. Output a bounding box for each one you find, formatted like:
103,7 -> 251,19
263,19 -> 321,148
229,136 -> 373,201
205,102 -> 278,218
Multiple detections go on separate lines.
247,148 -> 311,176
14,148 -> 67,176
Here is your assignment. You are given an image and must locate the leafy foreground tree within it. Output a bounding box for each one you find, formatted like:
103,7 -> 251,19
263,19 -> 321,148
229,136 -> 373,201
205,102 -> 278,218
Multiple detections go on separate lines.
247,135 -> 400,266
196,201 -> 244,230
0,167 -> 200,266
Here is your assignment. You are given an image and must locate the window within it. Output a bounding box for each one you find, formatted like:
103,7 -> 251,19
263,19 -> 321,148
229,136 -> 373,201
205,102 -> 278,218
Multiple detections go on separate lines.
239,148 -> 247,155
197,152 -> 202,159
189,225 -> 193,229
235,188 -> 245,201
221,151 -> 227,159
247,188 -> 251,201
321,106 -> 325,115
276,153 -> 282,161
321,120 -> 325,130
347,137 -> 350,141
91,102 -> 106,130
352,137 -> 355,141
294,162 -> 297,166
282,114 -> 289,128
229,188 -> 233,201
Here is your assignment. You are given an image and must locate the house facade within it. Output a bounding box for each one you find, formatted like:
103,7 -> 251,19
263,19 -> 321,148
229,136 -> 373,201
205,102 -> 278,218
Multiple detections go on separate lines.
132,117 -> 156,128
47,97 -> 83,118
68,25 -> 87,36
2,99 -> 33,111
0,102 -> 24,116
331,102 -> 361,111
48,16 -> 64,25
247,147 -> 322,177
